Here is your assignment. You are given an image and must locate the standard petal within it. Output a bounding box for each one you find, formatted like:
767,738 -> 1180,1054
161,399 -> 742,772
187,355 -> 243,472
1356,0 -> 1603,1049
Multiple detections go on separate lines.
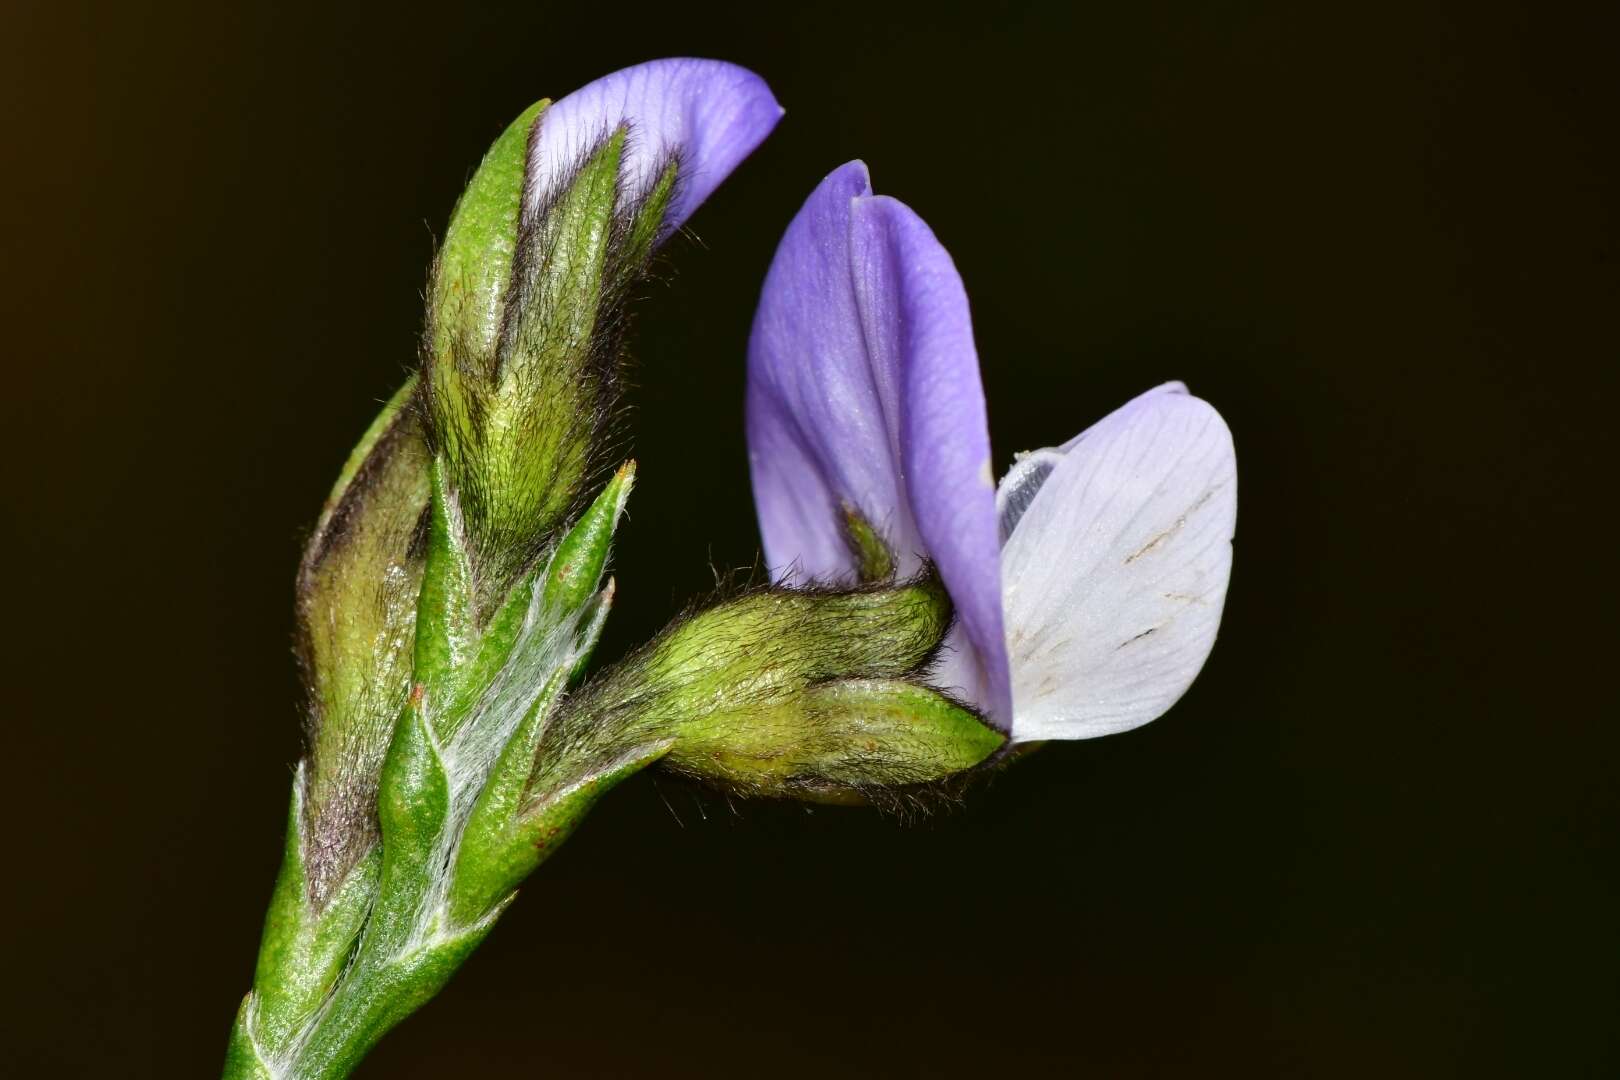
530,58 -> 782,237
1000,383 -> 1236,741
849,196 -> 1012,725
747,161 -> 919,584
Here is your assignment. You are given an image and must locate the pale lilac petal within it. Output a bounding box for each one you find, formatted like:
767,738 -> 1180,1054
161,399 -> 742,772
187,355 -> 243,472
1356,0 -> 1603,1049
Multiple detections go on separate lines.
530,58 -> 782,236
995,379 -> 1187,543
1000,384 -> 1237,741
746,162 -> 921,584
848,197 -> 1012,726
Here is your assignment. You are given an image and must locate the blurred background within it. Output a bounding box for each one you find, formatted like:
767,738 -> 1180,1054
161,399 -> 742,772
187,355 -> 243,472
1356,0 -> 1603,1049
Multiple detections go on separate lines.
5,1 -> 1616,1076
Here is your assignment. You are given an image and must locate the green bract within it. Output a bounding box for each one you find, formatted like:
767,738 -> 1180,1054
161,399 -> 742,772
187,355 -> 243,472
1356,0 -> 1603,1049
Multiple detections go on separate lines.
295,377 -> 428,905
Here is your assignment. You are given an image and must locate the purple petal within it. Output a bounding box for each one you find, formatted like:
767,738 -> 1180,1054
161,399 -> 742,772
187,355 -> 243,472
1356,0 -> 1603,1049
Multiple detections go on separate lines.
849,197 -> 1012,726
530,58 -> 782,236
746,162 -> 1012,727
747,161 -> 922,584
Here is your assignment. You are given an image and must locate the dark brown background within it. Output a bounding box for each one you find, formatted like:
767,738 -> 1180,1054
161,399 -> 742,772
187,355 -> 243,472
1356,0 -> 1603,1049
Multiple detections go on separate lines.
6,1 -> 1616,1076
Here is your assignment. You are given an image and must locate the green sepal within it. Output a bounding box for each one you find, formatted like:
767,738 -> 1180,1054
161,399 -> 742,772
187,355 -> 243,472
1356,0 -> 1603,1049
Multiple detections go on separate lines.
430,100 -> 545,373
542,460 -> 634,613
514,126 -> 624,380
370,696 -> 451,953
461,128 -> 625,557
666,677 -> 1002,796
554,580 -> 953,769
424,128 -> 631,606
801,678 -> 1005,784
247,772 -> 382,1057
623,160 -> 679,266
551,574 -> 1000,800
651,578 -> 952,701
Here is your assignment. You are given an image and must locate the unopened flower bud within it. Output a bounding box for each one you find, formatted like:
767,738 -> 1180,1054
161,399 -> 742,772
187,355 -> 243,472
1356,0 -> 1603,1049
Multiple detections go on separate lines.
422,61 -> 780,612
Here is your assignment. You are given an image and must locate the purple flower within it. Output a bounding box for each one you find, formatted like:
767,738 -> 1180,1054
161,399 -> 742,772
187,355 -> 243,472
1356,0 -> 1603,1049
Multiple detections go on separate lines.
746,161 -> 1237,742
526,57 -> 783,239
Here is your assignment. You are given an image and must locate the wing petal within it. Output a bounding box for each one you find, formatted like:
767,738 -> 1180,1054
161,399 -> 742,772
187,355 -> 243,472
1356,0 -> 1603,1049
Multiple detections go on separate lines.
1002,383 -> 1236,741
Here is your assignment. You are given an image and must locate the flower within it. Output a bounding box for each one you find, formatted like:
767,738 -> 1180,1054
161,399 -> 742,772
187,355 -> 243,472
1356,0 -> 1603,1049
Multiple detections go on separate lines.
746,161 -> 1237,742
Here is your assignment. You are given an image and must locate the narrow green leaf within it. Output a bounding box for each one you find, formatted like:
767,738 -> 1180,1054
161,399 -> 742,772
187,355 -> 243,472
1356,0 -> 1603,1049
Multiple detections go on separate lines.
430,100 -> 546,366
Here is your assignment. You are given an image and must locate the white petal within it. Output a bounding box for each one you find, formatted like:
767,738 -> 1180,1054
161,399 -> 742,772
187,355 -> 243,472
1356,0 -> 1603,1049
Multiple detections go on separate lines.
1000,384 -> 1236,741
